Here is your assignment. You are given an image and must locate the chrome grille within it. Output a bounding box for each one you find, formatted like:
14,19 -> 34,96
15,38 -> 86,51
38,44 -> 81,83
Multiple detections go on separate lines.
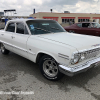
84,48 -> 100,60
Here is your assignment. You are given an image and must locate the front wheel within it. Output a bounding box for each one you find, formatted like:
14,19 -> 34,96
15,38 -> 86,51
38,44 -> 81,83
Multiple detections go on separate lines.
39,55 -> 63,81
0,43 -> 9,55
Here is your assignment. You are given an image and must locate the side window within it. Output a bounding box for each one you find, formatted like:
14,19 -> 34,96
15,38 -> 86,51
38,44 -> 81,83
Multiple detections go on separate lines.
6,23 -> 15,32
82,23 -> 90,28
16,23 -> 24,34
77,23 -> 82,27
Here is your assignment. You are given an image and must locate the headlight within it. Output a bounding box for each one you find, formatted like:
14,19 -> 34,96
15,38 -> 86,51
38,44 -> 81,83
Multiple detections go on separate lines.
71,53 -> 81,64
80,53 -> 86,61
71,52 -> 87,65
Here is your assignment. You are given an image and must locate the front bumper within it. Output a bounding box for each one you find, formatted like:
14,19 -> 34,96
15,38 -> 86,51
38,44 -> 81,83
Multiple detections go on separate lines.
59,57 -> 100,76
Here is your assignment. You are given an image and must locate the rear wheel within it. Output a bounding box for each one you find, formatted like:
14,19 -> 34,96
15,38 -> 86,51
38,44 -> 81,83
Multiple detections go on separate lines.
39,55 -> 63,81
0,43 -> 9,55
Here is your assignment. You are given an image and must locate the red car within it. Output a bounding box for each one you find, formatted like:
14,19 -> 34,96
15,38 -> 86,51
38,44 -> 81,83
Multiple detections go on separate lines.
64,22 -> 100,36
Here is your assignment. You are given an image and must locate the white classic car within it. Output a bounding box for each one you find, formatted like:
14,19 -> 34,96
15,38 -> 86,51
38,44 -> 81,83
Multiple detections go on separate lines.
0,19 -> 100,81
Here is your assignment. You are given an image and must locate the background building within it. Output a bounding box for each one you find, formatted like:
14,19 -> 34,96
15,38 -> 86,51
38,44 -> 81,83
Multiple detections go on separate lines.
0,12 -> 4,16
0,12 -> 4,19
30,12 -> 100,26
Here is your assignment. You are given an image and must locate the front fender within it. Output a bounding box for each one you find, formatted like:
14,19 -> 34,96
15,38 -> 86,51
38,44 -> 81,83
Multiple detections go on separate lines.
35,51 -> 58,63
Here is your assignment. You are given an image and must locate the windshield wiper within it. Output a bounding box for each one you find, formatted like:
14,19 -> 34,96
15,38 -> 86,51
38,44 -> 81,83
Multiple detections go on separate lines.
34,27 -> 52,33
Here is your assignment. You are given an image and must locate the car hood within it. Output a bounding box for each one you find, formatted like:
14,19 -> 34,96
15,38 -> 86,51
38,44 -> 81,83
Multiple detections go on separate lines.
38,32 -> 100,51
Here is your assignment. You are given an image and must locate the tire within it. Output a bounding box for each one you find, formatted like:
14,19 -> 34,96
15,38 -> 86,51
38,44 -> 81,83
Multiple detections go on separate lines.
39,55 -> 63,81
0,43 -> 9,55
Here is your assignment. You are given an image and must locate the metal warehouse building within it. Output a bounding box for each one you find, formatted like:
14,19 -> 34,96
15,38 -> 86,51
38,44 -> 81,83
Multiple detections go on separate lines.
30,12 -> 100,26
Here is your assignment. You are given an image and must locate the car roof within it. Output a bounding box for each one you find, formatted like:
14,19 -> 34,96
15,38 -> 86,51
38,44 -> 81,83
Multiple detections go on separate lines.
7,19 -> 54,23
76,22 -> 98,24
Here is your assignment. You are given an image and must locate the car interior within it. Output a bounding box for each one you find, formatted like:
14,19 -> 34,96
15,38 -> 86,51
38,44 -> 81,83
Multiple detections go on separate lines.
82,23 -> 90,28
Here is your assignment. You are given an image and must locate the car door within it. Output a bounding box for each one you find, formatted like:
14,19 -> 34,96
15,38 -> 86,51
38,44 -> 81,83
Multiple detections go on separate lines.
0,22 -> 15,51
80,23 -> 95,36
95,28 -> 100,36
75,23 -> 82,34
91,23 -> 100,36
12,22 -> 30,58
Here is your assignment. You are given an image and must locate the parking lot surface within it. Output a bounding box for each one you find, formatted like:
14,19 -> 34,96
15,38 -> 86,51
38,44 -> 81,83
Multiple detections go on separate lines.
0,51 -> 100,100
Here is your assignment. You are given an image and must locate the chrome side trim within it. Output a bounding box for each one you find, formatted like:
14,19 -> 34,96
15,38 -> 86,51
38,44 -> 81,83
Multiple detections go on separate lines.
0,40 -> 12,47
58,53 -> 69,60
59,57 -> 100,76
1,40 -> 27,52
0,40 -> 35,55
13,45 -> 27,52
28,50 -> 36,55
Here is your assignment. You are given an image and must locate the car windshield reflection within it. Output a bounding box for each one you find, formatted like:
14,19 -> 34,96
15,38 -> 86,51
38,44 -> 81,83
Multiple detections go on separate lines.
26,20 -> 66,35
88,23 -> 100,28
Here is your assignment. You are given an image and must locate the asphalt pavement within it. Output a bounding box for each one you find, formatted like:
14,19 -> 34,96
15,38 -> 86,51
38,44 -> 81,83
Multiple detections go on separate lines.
0,51 -> 100,100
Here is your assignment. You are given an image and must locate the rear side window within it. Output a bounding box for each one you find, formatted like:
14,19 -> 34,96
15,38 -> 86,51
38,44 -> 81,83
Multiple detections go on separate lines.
16,23 -> 24,34
77,23 -> 82,27
6,23 -> 15,32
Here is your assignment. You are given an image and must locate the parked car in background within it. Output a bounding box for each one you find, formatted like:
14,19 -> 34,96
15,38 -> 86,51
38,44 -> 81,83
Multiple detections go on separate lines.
64,22 -> 100,36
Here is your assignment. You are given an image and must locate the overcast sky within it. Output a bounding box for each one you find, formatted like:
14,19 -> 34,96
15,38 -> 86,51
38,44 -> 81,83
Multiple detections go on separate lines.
0,0 -> 99,16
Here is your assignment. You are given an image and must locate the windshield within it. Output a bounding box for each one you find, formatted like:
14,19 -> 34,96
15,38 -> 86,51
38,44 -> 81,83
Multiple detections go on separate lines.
89,23 -> 100,28
26,20 -> 66,35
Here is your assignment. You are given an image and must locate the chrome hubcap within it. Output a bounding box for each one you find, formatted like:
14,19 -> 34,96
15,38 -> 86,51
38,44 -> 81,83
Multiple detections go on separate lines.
1,44 -> 5,52
43,60 -> 58,77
